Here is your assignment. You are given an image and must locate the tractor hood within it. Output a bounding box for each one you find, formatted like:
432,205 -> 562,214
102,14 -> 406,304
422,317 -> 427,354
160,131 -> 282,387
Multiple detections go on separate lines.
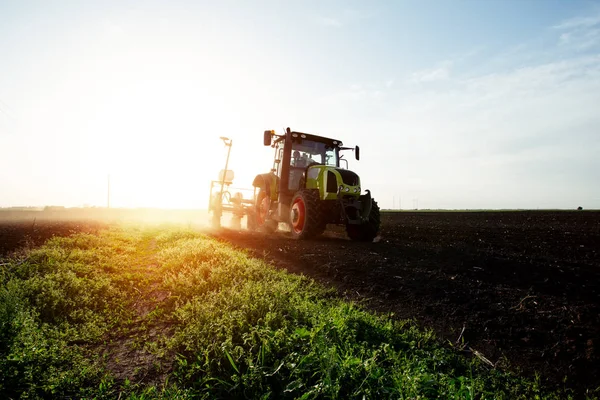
306,165 -> 361,197
331,167 -> 360,186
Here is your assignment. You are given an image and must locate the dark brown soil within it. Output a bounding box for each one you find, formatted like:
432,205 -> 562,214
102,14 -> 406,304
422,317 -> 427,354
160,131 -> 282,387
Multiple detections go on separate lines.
2,211 -> 598,395
0,219 -> 106,257
210,211 -> 600,395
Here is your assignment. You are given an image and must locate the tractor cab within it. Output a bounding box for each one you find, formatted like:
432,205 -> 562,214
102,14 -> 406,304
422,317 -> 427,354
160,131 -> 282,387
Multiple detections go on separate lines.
268,131 -> 359,191
274,134 -> 340,191
290,138 -> 339,168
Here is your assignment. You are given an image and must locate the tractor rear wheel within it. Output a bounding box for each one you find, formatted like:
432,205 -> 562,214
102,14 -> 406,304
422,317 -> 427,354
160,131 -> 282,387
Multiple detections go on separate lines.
346,199 -> 380,242
289,189 -> 324,239
255,188 -> 277,233
246,211 -> 258,231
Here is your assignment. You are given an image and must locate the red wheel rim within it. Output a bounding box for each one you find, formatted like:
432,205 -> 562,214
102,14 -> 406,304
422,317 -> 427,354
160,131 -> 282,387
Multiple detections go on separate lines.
291,197 -> 306,233
257,193 -> 269,225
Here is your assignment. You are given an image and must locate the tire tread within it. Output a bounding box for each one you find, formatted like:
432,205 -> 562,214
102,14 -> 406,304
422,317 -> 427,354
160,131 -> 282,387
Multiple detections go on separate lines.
291,189 -> 324,239
346,199 -> 381,241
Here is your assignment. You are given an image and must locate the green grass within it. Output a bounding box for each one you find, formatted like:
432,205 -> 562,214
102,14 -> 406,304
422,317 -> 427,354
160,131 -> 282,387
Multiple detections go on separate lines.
0,225 -> 595,399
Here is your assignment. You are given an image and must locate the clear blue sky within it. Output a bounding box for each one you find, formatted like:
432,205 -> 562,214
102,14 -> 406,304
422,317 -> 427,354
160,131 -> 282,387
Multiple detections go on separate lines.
1,0 -> 599,209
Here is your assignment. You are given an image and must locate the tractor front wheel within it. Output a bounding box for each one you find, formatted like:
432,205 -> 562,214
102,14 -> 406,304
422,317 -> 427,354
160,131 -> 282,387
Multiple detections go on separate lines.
346,199 -> 380,242
289,189 -> 324,239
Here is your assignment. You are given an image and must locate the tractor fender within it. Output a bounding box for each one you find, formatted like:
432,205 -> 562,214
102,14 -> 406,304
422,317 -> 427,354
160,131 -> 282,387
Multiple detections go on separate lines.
359,190 -> 373,221
252,173 -> 278,201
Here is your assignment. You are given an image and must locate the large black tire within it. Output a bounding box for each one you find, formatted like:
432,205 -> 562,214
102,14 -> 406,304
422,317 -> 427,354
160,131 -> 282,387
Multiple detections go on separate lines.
346,199 -> 380,242
289,189 -> 325,239
255,188 -> 277,233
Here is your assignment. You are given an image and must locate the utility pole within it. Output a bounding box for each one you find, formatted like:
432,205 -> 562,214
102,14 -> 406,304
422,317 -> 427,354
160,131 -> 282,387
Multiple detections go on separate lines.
107,174 -> 111,208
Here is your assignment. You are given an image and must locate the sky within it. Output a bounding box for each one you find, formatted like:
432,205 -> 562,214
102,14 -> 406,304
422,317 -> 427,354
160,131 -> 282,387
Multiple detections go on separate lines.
1,0 -> 599,210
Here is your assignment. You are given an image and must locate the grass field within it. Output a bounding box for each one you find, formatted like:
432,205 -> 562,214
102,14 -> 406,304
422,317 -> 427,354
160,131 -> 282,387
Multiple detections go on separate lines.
0,225 -> 590,399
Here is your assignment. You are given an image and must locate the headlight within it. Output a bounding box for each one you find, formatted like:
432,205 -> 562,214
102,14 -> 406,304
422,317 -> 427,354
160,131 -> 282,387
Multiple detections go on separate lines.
344,187 -> 350,192
353,188 -> 358,193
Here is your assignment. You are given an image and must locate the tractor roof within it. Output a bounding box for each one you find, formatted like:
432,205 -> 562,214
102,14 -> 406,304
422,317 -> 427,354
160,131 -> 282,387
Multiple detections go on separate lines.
290,131 -> 343,147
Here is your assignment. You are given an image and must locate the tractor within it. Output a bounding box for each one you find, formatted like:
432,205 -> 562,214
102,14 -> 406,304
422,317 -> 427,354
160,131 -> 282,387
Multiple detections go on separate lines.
250,127 -> 380,241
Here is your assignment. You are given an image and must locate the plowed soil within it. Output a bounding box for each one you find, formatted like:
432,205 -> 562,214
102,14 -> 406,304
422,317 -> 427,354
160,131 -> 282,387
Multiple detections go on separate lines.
0,219 -> 105,257
211,211 -> 600,394
2,211 -> 599,395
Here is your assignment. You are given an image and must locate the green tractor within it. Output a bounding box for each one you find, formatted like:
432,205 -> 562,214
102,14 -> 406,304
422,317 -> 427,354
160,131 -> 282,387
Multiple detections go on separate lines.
250,127 -> 380,241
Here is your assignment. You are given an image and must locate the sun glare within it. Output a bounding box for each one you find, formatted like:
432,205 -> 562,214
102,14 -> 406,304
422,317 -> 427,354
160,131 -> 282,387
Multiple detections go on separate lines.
60,35 -> 273,209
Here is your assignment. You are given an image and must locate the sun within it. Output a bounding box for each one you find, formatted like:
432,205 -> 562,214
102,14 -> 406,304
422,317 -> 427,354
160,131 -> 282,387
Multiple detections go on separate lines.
67,37 -> 276,209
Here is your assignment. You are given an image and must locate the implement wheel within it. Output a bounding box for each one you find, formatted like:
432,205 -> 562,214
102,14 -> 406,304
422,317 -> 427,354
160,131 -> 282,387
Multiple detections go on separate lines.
289,189 -> 324,239
346,199 -> 380,242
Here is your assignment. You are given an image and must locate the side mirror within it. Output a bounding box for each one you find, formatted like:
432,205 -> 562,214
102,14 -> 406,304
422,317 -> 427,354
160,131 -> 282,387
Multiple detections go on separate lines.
263,130 -> 272,146
355,145 -> 360,160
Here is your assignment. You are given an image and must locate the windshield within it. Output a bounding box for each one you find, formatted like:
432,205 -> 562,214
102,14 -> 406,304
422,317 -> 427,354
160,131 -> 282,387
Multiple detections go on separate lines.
291,139 -> 338,167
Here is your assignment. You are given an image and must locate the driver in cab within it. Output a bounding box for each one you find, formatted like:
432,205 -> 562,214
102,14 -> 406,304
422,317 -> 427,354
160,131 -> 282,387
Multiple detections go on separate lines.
290,150 -> 309,190
293,150 -> 308,168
